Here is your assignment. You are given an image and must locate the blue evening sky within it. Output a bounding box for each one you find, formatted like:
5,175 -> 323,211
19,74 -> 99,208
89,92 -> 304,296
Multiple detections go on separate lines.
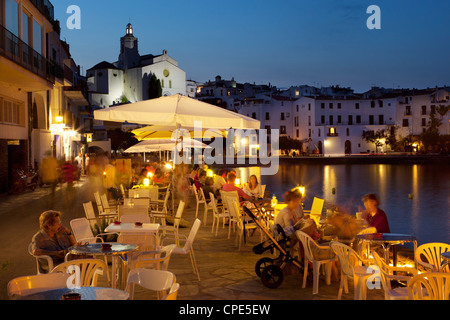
54,0 -> 450,93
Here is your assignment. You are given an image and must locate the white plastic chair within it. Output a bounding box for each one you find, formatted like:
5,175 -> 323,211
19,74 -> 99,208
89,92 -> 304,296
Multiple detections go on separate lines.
210,192 -> 230,236
126,268 -> 176,300
83,201 -> 115,228
162,282 -> 180,300
149,187 -> 171,224
70,218 -> 117,244
161,219 -> 202,281
296,230 -> 337,295
159,200 -> 185,240
415,242 -> 450,273
28,243 -> 54,275
220,190 -> 240,239
226,197 -> 260,250
407,272 -> 450,300
8,273 -> 70,299
330,241 -> 373,300
193,186 -> 206,219
372,250 -> 418,300
355,227 -> 377,260
101,193 -> 119,215
199,187 -> 212,225
51,258 -> 107,287
94,191 -> 103,213
135,244 -> 176,271
303,197 -> 324,227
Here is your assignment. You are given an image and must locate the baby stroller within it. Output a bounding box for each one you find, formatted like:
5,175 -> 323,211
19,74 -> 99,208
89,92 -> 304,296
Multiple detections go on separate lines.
243,206 -> 303,289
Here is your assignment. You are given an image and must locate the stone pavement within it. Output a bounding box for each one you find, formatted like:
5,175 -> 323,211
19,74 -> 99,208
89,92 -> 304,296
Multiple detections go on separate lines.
105,197 -> 387,301
0,178 -> 387,301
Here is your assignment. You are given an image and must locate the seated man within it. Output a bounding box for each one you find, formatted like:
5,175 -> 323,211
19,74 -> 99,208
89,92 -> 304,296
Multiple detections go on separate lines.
32,210 -> 76,273
222,172 -> 252,203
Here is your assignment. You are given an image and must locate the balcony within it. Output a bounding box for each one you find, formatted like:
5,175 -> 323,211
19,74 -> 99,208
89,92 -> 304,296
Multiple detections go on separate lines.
0,24 -> 55,83
29,0 -> 55,23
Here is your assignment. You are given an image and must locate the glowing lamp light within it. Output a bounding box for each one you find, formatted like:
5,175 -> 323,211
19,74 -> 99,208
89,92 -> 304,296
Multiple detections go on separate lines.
235,178 -> 241,186
165,163 -> 173,170
147,172 -> 153,178
55,115 -> 64,123
298,185 -> 305,196
143,178 -> 150,187
207,170 -> 213,177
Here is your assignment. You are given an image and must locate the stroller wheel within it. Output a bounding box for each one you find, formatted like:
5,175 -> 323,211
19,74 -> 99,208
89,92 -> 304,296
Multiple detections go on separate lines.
261,265 -> 284,289
255,257 -> 273,277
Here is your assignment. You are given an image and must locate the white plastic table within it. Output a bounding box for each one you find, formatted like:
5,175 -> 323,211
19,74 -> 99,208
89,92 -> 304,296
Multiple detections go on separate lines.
13,287 -> 129,300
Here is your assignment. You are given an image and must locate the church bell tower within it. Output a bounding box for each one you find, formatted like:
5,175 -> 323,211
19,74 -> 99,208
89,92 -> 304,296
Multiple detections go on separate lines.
118,23 -> 140,69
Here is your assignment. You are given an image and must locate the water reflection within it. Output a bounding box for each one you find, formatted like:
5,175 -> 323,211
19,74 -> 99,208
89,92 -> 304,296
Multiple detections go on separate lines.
255,163 -> 449,245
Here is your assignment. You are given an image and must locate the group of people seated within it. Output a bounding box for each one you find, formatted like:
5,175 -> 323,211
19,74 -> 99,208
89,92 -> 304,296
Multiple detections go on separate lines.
188,165 -> 264,205
134,163 -> 171,187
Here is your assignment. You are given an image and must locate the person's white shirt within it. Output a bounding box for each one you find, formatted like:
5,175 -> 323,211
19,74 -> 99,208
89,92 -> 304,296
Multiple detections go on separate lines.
274,206 -> 304,230
213,175 -> 226,192
244,184 -> 262,198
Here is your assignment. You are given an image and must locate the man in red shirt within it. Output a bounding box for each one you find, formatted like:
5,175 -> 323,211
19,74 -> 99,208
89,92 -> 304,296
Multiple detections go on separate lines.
222,172 -> 252,202
362,193 -> 390,233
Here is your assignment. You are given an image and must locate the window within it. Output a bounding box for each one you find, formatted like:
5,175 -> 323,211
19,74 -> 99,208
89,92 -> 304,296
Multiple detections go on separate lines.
329,115 -> 334,125
280,113 -> 285,121
280,126 -> 286,135
371,101 -> 375,108
1,98 -> 22,125
161,79 -> 164,88
337,115 -> 341,124
378,100 -> 383,108
252,113 -> 256,119
430,105 -> 436,115
296,105 -> 299,112
169,80 -> 172,88
33,20 -> 42,54
402,119 -> 409,127
422,118 -> 427,127
265,112 -> 270,121
421,106 -> 427,115
308,116 -> 311,126
265,125 -> 271,134
328,128 -> 337,137
348,115 -> 353,125
22,12 -> 31,45
5,0 -> 19,36
346,128 -> 350,136
329,103 -> 333,109
356,115 -> 361,124
308,129 -> 311,138
321,103 -> 325,109
338,103 -> 341,109
355,103 -> 360,109
369,115 -> 374,125
296,129 -> 299,138
318,129 -> 321,137
379,115 -> 384,125
405,106 -> 411,115
308,104 -> 311,111
321,115 -> 325,124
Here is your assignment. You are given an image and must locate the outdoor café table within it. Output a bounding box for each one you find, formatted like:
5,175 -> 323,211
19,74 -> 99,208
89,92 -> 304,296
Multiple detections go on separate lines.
13,287 -> 129,300
68,243 -> 138,289
441,251 -> 450,271
355,233 -> 418,268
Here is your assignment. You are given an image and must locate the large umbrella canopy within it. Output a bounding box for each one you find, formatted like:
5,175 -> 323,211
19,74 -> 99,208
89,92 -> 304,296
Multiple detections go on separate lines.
124,138 -> 210,153
132,125 -> 226,141
94,94 -> 260,130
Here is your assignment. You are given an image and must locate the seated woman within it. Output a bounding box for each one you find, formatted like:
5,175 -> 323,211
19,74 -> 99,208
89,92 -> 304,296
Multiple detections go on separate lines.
361,193 -> 390,233
31,210 -> 76,273
152,168 -> 165,184
274,189 -> 304,236
244,175 -> 262,198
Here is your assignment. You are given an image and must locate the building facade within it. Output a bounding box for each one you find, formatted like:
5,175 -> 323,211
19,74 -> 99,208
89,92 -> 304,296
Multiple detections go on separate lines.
87,24 -> 187,108
0,0 -> 90,192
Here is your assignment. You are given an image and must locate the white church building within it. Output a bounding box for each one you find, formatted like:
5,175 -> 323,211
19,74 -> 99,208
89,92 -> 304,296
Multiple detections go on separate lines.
87,24 -> 186,108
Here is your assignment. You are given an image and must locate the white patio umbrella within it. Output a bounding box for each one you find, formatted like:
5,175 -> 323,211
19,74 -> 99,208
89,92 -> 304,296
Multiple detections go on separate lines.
123,139 -> 211,153
93,94 -> 260,130
132,125 -> 226,141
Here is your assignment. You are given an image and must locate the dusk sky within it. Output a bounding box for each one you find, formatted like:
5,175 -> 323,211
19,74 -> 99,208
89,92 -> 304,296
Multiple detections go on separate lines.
54,0 -> 450,93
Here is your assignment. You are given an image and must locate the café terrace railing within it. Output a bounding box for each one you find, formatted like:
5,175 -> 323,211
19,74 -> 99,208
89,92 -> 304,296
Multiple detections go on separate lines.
0,24 -> 56,84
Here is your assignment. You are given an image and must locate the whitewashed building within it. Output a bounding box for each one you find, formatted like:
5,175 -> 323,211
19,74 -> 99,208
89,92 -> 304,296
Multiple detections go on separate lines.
87,24 -> 187,108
